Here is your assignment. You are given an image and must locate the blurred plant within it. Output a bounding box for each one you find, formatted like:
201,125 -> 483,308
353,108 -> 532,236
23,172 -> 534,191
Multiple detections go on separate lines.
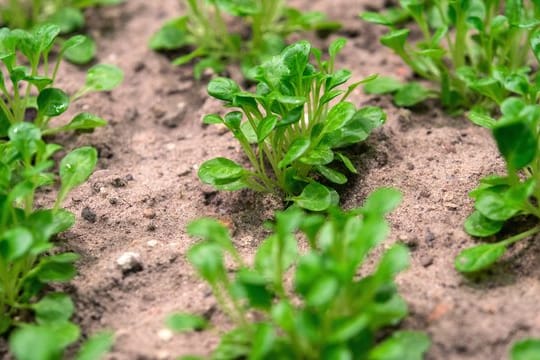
150,0 -> 340,79
169,188 -> 430,359
511,338 -> 540,360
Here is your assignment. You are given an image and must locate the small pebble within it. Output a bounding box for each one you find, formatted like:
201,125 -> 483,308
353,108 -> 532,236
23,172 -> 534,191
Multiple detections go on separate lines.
147,240 -> 158,247
420,255 -> 434,267
81,207 -> 97,223
157,329 -> 173,342
116,252 -> 143,274
143,208 -> 156,219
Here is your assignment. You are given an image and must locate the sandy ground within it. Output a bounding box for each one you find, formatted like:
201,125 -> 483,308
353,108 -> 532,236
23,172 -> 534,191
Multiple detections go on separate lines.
2,0 -> 539,359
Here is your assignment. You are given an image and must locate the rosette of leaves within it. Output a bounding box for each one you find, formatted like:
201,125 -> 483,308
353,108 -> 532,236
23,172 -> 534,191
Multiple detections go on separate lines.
0,24 -> 124,138
0,0 -> 124,64
361,0 -> 540,111
169,188 -> 430,359
149,0 -> 340,79
0,122 -> 113,358
198,39 -> 386,211
455,97 -> 540,273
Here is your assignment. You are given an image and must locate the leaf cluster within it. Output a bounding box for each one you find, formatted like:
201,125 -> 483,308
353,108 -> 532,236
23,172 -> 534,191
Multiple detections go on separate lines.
149,0 -> 340,79
456,95 -> 540,272
172,188 -> 430,359
0,24 -> 124,138
362,0 -> 540,111
198,39 -> 385,211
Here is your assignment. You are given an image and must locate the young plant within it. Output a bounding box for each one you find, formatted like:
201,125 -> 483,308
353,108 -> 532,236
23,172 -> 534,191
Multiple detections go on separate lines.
149,0 -> 340,79
455,96 -> 540,273
0,24 -> 124,138
171,188 -> 430,359
361,0 -> 540,111
198,39 -> 386,211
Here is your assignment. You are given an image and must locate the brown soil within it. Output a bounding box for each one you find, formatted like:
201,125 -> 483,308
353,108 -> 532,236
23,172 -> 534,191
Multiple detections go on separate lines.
4,0 -> 540,359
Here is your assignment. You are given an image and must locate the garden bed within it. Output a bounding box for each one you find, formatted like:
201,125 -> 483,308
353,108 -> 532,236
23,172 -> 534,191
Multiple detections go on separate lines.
3,0 -> 538,358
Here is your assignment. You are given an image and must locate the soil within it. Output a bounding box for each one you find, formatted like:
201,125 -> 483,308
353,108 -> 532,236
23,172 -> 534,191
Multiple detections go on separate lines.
4,0 -> 540,359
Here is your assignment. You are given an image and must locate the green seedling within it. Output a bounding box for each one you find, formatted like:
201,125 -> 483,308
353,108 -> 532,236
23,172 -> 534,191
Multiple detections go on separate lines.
150,0 -> 340,79
1,0 -> 123,31
198,39 -> 385,211
0,24 -> 124,138
511,338 -> 540,360
455,96 -> 540,273
361,0 -> 540,111
1,0 -> 123,64
172,188 -> 430,359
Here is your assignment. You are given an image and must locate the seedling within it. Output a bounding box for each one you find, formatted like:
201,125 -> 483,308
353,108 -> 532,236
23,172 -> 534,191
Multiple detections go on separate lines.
198,39 -> 386,211
0,25 -> 124,138
455,95 -> 540,273
171,188 -> 430,359
150,0 -> 340,79
361,0 -> 540,111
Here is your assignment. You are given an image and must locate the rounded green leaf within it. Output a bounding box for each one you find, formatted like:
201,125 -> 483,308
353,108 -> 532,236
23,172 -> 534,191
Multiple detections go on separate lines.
364,76 -> 403,94
493,119 -> 537,169
256,115 -> 278,142
65,113 -> 107,131
165,313 -> 208,332
198,158 -> 246,186
455,243 -> 507,273
75,331 -> 115,360
37,88 -> 70,117
369,331 -> 431,360
292,182 -> 334,211
325,101 -> 356,132
64,36 -> 96,65
511,338 -> 540,360
60,147 -> 98,193
394,83 -> 431,107
464,210 -> 504,237
8,122 -> 41,158
32,293 -> 74,325
10,323 -> 80,360
363,187 -> 403,215
315,165 -> 347,184
84,64 -> 124,92
34,253 -> 80,282
278,137 -> 311,169
187,242 -> 225,284
0,227 -> 33,261
207,78 -> 240,102
475,187 -> 519,221
47,7 -> 85,34
149,17 -> 189,50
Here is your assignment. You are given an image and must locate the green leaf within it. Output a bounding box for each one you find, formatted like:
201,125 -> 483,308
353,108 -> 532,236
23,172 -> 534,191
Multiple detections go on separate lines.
364,76 -> 403,94
47,8 -> 85,33
10,323 -> 80,360
75,332 -> 115,360
61,35 -> 86,53
198,158 -> 246,186
59,147 -> 98,197
32,293 -> 74,325
63,113 -> 107,132
278,137 -> 311,169
531,28 -> 540,62
149,17 -> 189,50
166,313 -> 208,332
292,182 -> 334,211
84,64 -> 124,93
187,242 -> 226,284
468,110 -> 496,129
33,253 -> 80,282
493,119 -> 537,169
0,227 -> 33,261
325,102 -> 356,132
464,211 -> 504,237
33,24 -> 61,53
300,147 -> 334,165
305,274 -> 339,307
203,114 -> 223,125
394,83 -> 431,107
208,77 -> 240,102
369,331 -> 431,360
256,115 -> 277,143
64,36 -> 96,65
363,187 -> 402,215
37,88 -> 70,117
474,186 -> 519,221
316,165 -> 347,184
380,29 -> 409,52
511,338 -> 540,360
455,243 -> 507,273
329,38 -> 347,58
8,122 -> 41,159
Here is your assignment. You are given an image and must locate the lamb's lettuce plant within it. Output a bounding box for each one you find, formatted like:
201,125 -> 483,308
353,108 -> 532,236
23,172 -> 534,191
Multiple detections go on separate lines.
511,338 -> 540,360
455,95 -> 540,273
361,0 -> 540,112
150,0 -> 340,79
171,188 -> 430,359
198,39 -> 385,211
0,24 -> 124,138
